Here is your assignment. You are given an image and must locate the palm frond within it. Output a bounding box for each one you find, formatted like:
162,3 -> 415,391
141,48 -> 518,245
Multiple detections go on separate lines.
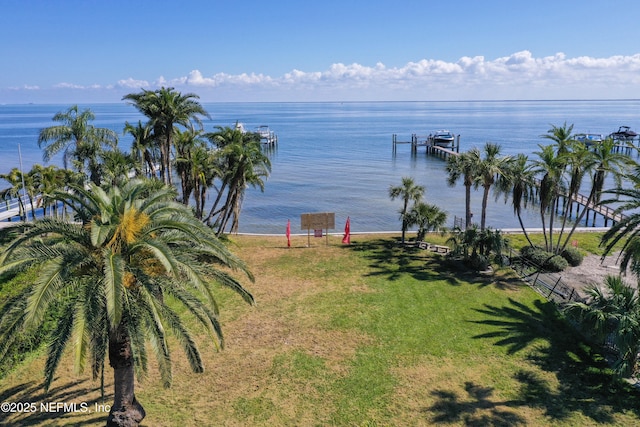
154,304 -> 204,374
103,248 -> 125,330
44,298 -> 76,391
162,282 -> 224,349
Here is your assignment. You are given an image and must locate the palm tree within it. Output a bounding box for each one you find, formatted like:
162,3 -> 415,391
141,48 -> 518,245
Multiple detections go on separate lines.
600,172 -> 640,262
446,148 -> 480,229
405,202 -> 447,241
189,144 -> 219,220
476,143 -> 510,231
498,154 -> 536,246
552,140 -> 595,252
541,122 -> 574,161
564,275 -> 640,377
532,144 -> 566,252
123,87 -> 210,186
101,148 -> 138,187
0,167 -> 29,220
203,126 -> 246,226
174,128 -> 207,205
214,132 -> 271,235
37,105 -> 118,185
558,138 -> 631,253
389,176 -> 425,244
124,120 -> 158,178
0,179 -> 255,427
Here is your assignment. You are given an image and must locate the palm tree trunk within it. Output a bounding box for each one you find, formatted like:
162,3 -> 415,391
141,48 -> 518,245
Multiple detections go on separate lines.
554,195 -> 572,254
480,186 -> 490,231
205,181 -> 228,225
165,130 -> 174,186
465,184 -> 472,229
548,197 -> 557,253
516,210 -> 534,247
559,185 -> 599,253
217,188 -> 237,235
107,323 -> 145,427
540,209 -> 548,251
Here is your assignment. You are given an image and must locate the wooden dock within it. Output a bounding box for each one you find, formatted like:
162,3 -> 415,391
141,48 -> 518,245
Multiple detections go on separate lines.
392,133 -> 460,155
257,125 -> 278,146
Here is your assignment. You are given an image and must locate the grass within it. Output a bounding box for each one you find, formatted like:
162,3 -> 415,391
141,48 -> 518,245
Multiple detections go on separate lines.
1,233 -> 640,426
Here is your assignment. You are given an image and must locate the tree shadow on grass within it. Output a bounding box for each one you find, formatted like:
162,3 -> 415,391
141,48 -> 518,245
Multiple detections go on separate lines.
0,378 -> 112,426
428,299 -> 640,425
427,381 -> 526,426
346,237 -> 462,285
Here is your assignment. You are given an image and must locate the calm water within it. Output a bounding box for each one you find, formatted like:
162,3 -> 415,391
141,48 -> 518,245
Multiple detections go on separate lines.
1,100 -> 639,233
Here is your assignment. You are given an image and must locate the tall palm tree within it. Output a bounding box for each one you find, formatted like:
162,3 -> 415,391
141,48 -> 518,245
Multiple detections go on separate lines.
476,142 -> 510,231
498,154 -> 537,246
558,138 -> 631,253
189,144 -> 219,220
389,176 -> 425,244
203,126 -> 247,226
446,148 -> 480,229
124,120 -> 158,178
564,275 -> 640,377
174,128 -> 208,205
0,180 -> 254,427
541,122 -> 574,161
214,133 -> 271,235
532,144 -> 566,252
552,140 -> 595,252
37,105 -> 118,185
0,167 -> 29,220
123,87 -> 210,186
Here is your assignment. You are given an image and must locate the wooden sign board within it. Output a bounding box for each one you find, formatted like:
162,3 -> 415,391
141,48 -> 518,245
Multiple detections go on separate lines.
300,212 -> 335,230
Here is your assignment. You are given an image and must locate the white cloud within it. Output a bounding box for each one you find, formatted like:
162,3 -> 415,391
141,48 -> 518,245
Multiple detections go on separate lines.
54,82 -> 89,89
8,84 -> 40,90
6,51 -> 640,102
117,78 -> 150,89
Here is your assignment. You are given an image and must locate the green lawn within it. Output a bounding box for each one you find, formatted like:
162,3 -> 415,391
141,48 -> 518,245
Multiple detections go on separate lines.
1,233 -> 639,426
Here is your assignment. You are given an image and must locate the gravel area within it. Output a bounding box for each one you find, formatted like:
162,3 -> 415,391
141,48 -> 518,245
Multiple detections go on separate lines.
560,252 -> 637,297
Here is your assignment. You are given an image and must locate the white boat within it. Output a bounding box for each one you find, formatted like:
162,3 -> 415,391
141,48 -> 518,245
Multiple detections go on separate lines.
432,130 -> 455,147
234,121 -> 246,133
256,125 -> 277,145
574,133 -> 603,146
609,126 -> 638,141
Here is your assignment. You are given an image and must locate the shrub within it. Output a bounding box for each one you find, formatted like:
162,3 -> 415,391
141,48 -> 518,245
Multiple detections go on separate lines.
544,255 -> 569,272
519,245 -> 569,272
561,246 -> 584,267
521,246 -> 551,267
467,253 -> 490,271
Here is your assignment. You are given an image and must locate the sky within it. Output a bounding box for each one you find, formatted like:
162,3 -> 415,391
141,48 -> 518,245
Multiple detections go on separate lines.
1,0 -> 640,104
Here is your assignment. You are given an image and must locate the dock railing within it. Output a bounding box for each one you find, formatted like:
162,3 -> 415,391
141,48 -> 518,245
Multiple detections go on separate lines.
0,194 -> 31,221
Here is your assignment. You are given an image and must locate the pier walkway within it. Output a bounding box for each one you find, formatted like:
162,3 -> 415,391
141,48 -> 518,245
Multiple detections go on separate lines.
0,195 -> 31,221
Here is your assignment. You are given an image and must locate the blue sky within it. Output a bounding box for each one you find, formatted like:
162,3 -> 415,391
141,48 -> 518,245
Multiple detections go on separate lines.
2,0 -> 640,103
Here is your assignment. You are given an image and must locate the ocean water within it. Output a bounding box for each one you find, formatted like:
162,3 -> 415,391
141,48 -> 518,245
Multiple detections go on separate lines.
1,100 -> 639,233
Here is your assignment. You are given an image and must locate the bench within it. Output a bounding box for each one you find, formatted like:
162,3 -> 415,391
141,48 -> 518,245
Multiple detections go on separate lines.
417,242 -> 450,254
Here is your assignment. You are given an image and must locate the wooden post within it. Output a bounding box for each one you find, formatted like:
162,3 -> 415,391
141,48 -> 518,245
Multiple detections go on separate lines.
585,209 -> 590,226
